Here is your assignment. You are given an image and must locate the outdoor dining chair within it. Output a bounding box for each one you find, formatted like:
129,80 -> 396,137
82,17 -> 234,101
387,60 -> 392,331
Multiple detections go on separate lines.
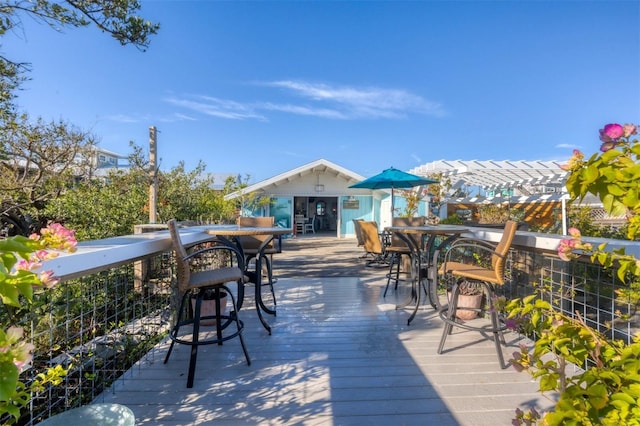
359,220 -> 388,267
165,219 -> 251,388
437,220 -> 518,368
303,215 -> 316,234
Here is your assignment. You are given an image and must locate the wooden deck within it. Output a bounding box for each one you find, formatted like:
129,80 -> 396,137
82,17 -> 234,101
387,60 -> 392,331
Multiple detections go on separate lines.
96,238 -> 553,425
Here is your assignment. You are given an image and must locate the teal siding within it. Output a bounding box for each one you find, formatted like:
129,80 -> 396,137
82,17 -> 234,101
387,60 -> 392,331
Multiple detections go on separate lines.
340,196 -> 373,235
269,197 -> 293,229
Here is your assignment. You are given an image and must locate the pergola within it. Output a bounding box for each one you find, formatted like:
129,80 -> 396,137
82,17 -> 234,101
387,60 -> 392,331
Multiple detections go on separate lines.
409,159 -> 568,199
409,159 -> 571,233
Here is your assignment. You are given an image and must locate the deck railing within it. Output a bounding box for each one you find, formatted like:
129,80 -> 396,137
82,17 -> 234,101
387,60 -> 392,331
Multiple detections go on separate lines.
4,224 -> 640,424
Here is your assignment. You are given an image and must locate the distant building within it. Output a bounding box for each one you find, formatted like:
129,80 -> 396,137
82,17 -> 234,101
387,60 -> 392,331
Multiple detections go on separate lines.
90,147 -> 129,177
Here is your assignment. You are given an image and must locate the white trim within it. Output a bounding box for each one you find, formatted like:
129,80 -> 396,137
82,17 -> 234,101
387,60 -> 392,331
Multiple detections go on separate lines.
225,158 -> 366,200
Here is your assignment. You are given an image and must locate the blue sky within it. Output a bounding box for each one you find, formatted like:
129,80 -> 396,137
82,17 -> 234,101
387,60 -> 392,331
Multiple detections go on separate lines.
6,0 -> 640,184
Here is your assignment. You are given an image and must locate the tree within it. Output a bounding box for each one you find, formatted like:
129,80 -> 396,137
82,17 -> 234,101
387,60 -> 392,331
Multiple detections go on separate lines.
44,147 -> 240,240
0,1 -> 159,233
0,115 -> 98,234
156,160 -> 220,224
44,167 -> 148,240
0,0 -> 160,115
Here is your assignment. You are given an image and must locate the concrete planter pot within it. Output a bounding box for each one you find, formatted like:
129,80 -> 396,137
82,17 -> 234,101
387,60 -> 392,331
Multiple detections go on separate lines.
447,290 -> 484,320
191,291 -> 228,326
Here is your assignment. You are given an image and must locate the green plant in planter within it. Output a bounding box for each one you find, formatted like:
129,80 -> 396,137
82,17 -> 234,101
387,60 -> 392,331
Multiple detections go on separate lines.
446,281 -> 486,321
457,281 -> 484,296
507,122 -> 640,425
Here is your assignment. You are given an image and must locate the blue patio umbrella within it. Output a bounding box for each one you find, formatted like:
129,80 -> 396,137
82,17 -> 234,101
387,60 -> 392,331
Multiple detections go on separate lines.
349,167 -> 439,216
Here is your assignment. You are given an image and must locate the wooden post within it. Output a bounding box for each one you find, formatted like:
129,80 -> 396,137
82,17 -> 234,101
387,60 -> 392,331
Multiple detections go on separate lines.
149,126 -> 158,224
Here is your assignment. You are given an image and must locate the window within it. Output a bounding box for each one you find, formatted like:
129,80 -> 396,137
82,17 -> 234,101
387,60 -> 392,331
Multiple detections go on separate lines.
316,201 -> 326,216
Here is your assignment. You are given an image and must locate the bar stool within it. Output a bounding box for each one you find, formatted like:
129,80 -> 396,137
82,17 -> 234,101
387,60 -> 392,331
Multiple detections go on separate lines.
384,217 -> 425,297
237,216 -> 279,308
165,219 -> 251,388
437,221 -> 518,368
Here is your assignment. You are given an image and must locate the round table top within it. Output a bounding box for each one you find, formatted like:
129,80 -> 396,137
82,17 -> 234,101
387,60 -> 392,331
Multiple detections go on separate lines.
202,225 -> 292,236
385,224 -> 469,235
38,403 -> 135,425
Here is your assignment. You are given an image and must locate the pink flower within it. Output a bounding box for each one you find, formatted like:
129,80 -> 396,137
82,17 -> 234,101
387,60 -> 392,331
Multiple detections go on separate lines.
39,270 -> 59,288
623,123 -> 637,138
16,259 -> 42,271
34,249 -> 58,261
568,227 -> 581,238
558,238 -> 577,261
505,317 -> 520,330
39,223 -> 77,252
12,340 -> 35,372
511,345 -> 531,372
599,123 -> 624,142
560,149 -> 584,170
5,326 -> 23,342
600,141 -> 618,152
557,227 -> 593,261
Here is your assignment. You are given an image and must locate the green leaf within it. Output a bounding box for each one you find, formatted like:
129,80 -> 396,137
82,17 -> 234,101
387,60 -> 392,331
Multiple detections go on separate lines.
583,164 -> 600,185
0,282 -> 21,307
601,148 -> 624,162
610,392 -> 635,405
607,183 -> 626,196
587,384 -> 609,409
0,360 -> 20,402
539,373 -> 559,392
623,188 -> 638,207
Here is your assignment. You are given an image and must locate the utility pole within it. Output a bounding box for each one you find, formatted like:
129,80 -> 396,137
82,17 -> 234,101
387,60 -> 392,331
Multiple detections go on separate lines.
149,126 -> 158,223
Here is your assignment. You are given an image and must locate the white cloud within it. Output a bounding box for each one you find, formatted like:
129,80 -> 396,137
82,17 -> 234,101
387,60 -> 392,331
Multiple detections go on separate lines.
164,80 -> 447,122
555,143 -> 582,149
106,114 -> 140,123
164,96 -> 267,121
265,80 -> 447,119
260,102 -> 348,119
174,113 -> 197,121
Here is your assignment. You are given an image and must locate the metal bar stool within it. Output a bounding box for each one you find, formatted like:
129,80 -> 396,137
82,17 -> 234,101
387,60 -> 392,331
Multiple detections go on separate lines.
165,219 -> 251,388
437,221 -> 518,368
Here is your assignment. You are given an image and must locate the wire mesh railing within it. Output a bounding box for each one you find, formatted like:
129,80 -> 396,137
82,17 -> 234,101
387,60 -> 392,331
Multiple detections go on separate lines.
499,248 -> 638,345
2,252 -> 174,425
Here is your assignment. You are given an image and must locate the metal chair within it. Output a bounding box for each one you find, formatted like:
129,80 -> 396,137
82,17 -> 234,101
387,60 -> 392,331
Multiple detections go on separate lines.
164,219 -> 251,388
437,220 -> 518,368
359,220 -> 388,267
237,216 -> 279,309
384,216 -> 424,297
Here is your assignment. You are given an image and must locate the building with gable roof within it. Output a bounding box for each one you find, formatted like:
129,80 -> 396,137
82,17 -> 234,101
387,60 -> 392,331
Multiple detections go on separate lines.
225,158 -> 408,237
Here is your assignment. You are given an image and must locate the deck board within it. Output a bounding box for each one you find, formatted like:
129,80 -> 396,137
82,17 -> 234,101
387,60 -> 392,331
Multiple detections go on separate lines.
96,239 -> 553,425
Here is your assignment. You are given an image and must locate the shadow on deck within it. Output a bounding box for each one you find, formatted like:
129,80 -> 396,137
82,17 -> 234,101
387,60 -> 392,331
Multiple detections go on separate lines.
96,237 -> 552,425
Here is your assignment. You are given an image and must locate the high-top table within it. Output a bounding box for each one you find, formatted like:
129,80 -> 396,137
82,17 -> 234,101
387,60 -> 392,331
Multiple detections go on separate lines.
385,225 -> 470,325
203,225 -> 292,334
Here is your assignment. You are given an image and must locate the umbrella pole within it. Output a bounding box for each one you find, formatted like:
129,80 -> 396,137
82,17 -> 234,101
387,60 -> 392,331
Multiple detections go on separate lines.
391,187 -> 395,217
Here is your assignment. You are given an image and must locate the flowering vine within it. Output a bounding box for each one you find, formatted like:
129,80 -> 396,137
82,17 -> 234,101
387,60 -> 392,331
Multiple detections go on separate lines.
507,122 -> 640,425
0,223 -> 77,420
